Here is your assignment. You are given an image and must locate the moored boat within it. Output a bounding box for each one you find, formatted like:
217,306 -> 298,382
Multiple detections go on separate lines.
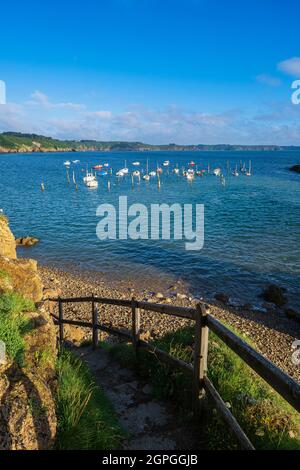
213,168 -> 221,176
83,171 -> 96,183
86,179 -> 98,188
232,165 -> 239,177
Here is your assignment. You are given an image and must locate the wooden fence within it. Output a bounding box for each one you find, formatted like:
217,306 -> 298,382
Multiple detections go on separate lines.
49,294 -> 300,451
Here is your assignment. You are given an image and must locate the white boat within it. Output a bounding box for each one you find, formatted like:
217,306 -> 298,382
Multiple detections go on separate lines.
187,172 -> 194,181
86,179 -> 98,188
213,168 -> 221,177
103,163 -> 109,167
232,165 -> 239,177
143,159 -> 150,180
83,171 -> 96,183
72,160 -> 80,164
173,167 -> 180,174
149,171 -> 156,177
64,160 -> 71,167
116,170 -> 125,177
132,170 -> 140,177
163,160 -> 170,167
120,160 -> 129,174
246,161 -> 252,176
132,161 -> 140,166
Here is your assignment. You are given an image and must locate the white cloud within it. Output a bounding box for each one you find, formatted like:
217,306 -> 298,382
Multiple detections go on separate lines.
256,74 -> 282,87
277,57 -> 300,77
84,110 -> 113,120
2,90 -> 300,145
28,91 -> 86,110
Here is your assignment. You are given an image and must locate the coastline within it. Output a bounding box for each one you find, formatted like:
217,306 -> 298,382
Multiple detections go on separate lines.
39,264 -> 300,381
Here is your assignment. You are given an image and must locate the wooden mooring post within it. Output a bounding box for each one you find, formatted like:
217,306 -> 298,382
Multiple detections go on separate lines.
92,294 -> 99,350
193,303 -> 209,415
58,297 -> 64,348
132,297 -> 140,356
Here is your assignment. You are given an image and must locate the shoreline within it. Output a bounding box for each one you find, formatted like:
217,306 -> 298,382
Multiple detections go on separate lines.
39,264 -> 300,381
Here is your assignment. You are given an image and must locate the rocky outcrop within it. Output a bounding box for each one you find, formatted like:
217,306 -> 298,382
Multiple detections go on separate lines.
284,308 -> 300,324
0,305 -> 57,450
262,284 -> 288,307
0,257 -> 43,302
0,217 -> 17,259
16,237 -> 39,247
289,165 -> 300,174
64,324 -> 86,345
215,292 -> 230,304
0,218 -> 58,449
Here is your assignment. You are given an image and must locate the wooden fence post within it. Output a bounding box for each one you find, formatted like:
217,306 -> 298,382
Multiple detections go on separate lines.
92,294 -> 99,350
58,297 -> 64,348
193,303 -> 208,415
132,297 -> 140,356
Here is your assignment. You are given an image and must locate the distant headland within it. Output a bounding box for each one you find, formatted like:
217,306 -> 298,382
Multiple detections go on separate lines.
1,131 -> 300,154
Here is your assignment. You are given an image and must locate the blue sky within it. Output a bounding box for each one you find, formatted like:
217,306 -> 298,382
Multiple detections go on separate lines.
0,0 -> 300,144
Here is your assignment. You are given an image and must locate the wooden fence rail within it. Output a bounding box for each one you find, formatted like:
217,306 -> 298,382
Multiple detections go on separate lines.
49,295 -> 300,450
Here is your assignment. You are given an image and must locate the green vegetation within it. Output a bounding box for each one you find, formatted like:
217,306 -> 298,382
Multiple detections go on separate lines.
103,327 -> 300,450
0,291 -> 35,365
1,131 -> 298,153
55,350 -> 125,450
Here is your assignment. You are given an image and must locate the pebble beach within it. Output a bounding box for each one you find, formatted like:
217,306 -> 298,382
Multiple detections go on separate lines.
39,265 -> 300,382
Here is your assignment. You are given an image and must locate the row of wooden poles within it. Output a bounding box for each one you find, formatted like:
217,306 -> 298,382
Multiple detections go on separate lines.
50,294 -> 300,451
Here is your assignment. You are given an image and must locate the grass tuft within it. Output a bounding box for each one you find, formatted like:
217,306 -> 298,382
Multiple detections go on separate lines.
0,291 -> 35,364
55,350 -> 125,450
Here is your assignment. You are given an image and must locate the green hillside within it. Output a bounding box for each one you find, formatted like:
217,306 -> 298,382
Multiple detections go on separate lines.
1,131 -> 299,153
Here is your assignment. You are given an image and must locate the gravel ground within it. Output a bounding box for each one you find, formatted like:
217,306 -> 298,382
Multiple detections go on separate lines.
39,265 -> 300,381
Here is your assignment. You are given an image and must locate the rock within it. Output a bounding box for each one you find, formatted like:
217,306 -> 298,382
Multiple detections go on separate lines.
0,305 -> 57,450
155,293 -> 164,299
167,285 -> 177,291
214,293 -> 230,304
0,217 -> 17,259
165,297 -> 172,304
176,293 -> 187,300
64,324 -> 86,345
15,237 -> 39,247
284,308 -> 300,324
262,284 -> 287,307
289,165 -> 300,174
0,256 -> 43,302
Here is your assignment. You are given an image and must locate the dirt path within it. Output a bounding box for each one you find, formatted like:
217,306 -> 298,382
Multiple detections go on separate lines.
74,346 -> 202,450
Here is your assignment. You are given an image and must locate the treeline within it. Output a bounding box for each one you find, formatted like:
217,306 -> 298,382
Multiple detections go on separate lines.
1,131 -> 299,153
